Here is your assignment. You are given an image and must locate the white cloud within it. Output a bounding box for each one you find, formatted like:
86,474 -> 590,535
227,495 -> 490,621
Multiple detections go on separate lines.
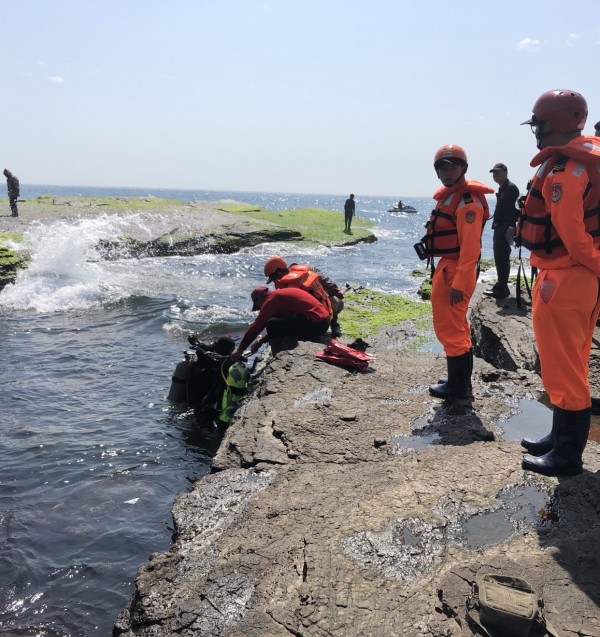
48,75 -> 65,83
566,33 -> 583,46
518,37 -> 541,50
37,60 -> 46,66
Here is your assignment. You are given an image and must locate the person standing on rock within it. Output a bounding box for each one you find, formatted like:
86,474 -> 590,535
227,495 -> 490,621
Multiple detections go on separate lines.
263,255 -> 345,338
230,286 -> 330,360
344,194 -> 355,233
3,169 -> 20,217
483,163 -> 520,299
519,89 -> 600,476
416,144 -> 494,400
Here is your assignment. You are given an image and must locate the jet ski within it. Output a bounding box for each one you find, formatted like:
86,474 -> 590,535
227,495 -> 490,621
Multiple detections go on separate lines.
388,203 -> 417,213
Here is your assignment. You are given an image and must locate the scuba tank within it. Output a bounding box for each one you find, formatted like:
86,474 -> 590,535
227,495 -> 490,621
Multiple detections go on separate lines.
167,351 -> 194,403
218,361 -> 250,424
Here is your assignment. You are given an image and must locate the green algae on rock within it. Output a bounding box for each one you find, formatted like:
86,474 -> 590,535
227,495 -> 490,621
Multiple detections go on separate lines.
340,288 -> 431,338
0,233 -> 28,288
216,204 -> 375,245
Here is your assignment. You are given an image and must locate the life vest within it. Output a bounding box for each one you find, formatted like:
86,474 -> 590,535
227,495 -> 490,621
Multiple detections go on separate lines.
420,180 -> 492,259
518,136 -> 600,257
275,264 -> 334,319
218,361 -> 250,424
314,339 -> 375,372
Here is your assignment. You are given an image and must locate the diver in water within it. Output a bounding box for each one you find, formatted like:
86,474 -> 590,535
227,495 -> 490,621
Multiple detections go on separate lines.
168,335 -> 236,414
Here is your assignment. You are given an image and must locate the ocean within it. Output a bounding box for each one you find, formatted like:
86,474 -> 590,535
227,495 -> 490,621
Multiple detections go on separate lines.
0,186 -> 498,636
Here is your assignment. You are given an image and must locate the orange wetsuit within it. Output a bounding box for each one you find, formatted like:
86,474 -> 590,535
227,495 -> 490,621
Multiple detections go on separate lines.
429,181 -> 492,357
524,137 -> 600,410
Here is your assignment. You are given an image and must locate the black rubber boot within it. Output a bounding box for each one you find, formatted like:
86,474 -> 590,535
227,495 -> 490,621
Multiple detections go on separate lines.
521,408 -> 556,456
436,349 -> 473,386
429,351 -> 472,399
483,283 -> 510,299
330,320 -> 342,338
522,407 -> 591,476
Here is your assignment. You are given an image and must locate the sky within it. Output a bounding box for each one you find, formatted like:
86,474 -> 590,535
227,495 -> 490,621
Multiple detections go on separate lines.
2,0 -> 599,197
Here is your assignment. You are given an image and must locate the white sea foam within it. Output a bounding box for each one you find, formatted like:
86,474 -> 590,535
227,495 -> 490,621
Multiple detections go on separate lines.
0,215 -> 152,312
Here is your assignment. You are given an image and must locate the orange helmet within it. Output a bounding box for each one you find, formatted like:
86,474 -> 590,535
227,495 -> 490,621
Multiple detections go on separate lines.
522,89 -> 587,136
433,144 -> 468,170
264,255 -> 288,281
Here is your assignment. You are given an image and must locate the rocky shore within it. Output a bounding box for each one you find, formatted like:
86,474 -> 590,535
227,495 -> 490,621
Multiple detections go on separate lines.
0,196 -> 375,289
113,289 -> 600,637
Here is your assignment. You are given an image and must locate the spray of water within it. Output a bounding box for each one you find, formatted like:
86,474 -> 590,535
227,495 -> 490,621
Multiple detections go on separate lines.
0,215 -> 154,312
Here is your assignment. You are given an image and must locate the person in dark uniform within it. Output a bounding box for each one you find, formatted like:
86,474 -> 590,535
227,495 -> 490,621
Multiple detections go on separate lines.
483,163 -> 520,299
3,169 -> 20,217
344,194 -> 355,232
594,120 -> 600,137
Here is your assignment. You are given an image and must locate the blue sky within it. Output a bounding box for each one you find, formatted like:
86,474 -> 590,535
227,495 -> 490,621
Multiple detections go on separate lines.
2,0 -> 599,197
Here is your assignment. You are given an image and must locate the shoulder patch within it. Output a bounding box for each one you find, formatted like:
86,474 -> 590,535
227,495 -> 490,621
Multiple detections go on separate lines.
551,182 -> 563,204
462,192 -> 474,204
465,209 -> 476,224
552,156 -> 567,173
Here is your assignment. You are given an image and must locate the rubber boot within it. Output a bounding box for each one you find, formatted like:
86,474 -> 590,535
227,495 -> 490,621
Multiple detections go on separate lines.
330,320 -> 342,338
429,351 -> 472,399
434,349 -> 473,391
522,407 -> 591,476
521,408 -> 556,456
269,335 -> 298,356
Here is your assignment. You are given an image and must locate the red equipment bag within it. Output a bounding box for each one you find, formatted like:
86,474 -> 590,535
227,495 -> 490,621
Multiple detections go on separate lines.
314,339 -> 375,371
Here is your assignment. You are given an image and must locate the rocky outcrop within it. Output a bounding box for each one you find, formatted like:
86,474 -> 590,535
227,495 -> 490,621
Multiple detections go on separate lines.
471,289 -> 600,411
113,287 -> 600,637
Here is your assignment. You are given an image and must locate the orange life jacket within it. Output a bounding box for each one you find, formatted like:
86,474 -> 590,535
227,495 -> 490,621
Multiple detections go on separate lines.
518,137 -> 600,257
421,180 -> 492,258
275,264 -> 334,318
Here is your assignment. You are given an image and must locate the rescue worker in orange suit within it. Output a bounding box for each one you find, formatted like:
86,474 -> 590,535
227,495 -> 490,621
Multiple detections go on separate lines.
418,145 -> 494,399
263,255 -> 345,338
230,286 -> 330,361
519,89 -> 600,476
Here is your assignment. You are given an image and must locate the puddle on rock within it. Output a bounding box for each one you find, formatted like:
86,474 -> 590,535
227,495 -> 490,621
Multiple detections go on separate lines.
502,397 -> 600,445
294,387 -> 332,407
343,481 -> 556,581
500,397 -> 552,442
393,432 -> 441,453
450,482 -> 555,550
393,417 -> 440,453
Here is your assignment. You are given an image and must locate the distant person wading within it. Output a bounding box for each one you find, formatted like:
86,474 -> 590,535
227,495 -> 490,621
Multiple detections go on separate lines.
4,169 -> 20,217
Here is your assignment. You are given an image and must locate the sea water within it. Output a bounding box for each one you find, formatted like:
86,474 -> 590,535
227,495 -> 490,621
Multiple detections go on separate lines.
0,186 -> 498,636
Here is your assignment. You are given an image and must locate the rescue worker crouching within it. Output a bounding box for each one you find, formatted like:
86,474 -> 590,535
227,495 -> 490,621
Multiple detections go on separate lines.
417,144 -> 494,400
263,256 -> 345,338
518,89 -> 600,476
230,285 -> 331,362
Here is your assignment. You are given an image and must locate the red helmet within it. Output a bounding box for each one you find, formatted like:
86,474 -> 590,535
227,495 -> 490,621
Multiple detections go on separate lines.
522,89 -> 587,134
433,144 -> 468,170
264,255 -> 287,278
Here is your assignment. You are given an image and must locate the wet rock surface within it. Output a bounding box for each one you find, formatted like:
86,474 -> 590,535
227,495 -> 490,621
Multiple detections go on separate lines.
113,288 -> 600,637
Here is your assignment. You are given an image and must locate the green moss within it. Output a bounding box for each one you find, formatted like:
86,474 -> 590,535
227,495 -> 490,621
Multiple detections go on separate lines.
0,231 -> 22,244
216,205 -> 374,244
339,289 -> 431,338
418,278 -> 432,300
